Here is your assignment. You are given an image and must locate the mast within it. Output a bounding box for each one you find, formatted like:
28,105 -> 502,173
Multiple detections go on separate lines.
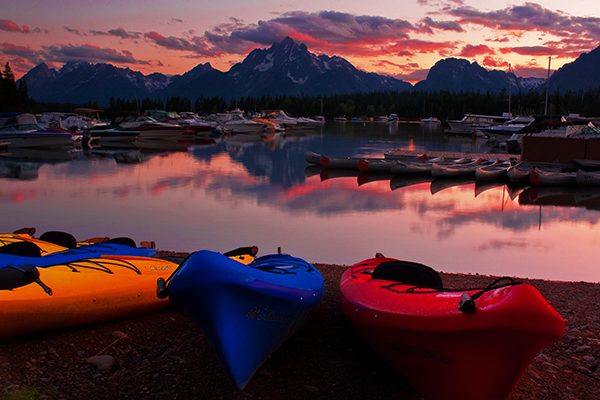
508,64 -> 512,117
544,56 -> 551,114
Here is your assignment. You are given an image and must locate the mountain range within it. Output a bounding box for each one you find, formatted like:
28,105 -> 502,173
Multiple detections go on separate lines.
18,36 -> 600,106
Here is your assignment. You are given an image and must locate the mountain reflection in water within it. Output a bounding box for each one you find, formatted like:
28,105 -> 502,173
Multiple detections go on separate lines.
1,123 -> 599,283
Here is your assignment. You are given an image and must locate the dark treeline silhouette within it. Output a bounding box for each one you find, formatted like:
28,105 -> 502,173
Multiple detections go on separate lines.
89,88 -> 600,122
0,63 -> 33,112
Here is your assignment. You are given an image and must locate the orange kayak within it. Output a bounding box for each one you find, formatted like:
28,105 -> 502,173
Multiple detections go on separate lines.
339,256 -> 565,400
0,255 -> 177,339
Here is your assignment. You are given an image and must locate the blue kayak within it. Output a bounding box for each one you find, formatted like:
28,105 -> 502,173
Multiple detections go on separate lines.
161,250 -> 324,390
0,242 -> 156,269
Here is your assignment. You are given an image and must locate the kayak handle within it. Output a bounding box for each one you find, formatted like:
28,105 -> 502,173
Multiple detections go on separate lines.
458,293 -> 476,313
156,277 -> 169,299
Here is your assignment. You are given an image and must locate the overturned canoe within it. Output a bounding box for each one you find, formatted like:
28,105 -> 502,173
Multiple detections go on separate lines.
339,256 -> 564,400
160,250 -> 324,390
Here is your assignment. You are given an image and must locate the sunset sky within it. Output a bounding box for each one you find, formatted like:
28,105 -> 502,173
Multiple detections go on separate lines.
2,0 -> 600,83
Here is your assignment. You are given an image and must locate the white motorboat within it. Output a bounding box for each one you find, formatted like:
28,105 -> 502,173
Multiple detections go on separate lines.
219,109 -> 266,133
112,112 -> 188,140
446,113 -> 512,134
0,113 -> 73,148
420,116 -> 441,124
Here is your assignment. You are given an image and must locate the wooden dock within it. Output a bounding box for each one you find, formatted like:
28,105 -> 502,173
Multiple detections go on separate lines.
385,149 -> 515,161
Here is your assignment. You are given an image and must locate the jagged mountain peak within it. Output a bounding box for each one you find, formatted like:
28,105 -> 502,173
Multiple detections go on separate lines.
19,36 -> 600,106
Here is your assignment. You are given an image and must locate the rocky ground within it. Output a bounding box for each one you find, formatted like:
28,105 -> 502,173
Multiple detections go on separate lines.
1,252 -> 599,399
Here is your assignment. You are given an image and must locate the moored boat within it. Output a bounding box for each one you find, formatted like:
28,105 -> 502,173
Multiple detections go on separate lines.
339,256 -> 564,400
0,254 -> 178,339
530,170 -> 577,186
0,113 -> 73,148
158,249 -> 324,390
430,157 -> 490,178
390,156 -> 443,175
575,169 -> 600,186
475,161 -> 510,181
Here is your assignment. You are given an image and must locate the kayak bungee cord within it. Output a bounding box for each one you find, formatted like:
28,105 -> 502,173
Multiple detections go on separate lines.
381,277 -> 521,312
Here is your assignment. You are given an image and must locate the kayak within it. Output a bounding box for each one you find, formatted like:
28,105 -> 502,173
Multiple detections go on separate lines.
159,250 -> 324,390
339,256 -> 564,400
0,229 -> 155,256
0,254 -> 178,339
0,241 -> 157,269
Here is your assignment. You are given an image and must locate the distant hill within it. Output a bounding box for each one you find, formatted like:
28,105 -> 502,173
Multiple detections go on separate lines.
23,61 -> 173,105
17,37 -> 600,106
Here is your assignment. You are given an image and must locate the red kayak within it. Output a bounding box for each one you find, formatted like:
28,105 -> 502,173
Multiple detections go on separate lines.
339,256 -> 564,400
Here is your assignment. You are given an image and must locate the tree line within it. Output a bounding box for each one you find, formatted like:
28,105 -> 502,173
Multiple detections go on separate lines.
93,88 -> 600,122
3,60 -> 600,121
0,62 -> 33,112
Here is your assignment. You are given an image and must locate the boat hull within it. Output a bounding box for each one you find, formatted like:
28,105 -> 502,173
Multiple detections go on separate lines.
339,257 -> 564,400
530,170 -> 577,186
0,255 -> 177,339
575,169 -> 600,186
165,250 -> 324,390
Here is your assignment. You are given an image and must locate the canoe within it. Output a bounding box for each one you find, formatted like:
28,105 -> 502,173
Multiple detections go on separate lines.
304,150 -> 323,165
389,156 -> 444,175
359,154 -> 429,172
0,240 -> 157,269
475,162 -> 509,181
339,256 -> 564,400
357,158 -> 394,172
575,169 -> 600,186
507,160 -> 560,182
0,254 -> 178,339
430,158 -> 492,178
160,250 -> 324,390
530,170 -> 577,186
304,151 -> 367,169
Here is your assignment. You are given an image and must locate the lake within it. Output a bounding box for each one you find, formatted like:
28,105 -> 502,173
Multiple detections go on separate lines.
2,122 -> 599,283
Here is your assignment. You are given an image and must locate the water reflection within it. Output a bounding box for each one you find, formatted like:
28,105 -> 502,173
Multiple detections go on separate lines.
1,123 -> 599,283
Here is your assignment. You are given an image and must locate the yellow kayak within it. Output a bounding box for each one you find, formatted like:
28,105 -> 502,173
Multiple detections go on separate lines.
0,255 -> 178,339
0,230 -> 156,257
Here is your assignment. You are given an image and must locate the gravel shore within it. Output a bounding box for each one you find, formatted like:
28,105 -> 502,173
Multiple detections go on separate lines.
1,255 -> 599,399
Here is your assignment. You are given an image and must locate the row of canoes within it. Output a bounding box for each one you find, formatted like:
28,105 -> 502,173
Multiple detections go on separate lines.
1,229 -> 564,399
306,150 -> 513,180
307,151 -> 600,187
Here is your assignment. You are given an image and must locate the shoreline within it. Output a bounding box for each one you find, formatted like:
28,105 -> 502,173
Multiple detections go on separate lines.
0,259 -> 599,399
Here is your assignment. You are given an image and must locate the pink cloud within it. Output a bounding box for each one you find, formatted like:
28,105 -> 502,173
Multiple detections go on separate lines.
0,20 -> 34,34
459,44 -> 495,57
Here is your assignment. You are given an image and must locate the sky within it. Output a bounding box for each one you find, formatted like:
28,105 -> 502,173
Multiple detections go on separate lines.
2,0 -> 600,84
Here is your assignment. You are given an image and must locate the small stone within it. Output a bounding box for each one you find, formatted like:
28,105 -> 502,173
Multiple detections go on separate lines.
87,355 -> 115,371
112,331 -> 128,339
303,385 -> 319,392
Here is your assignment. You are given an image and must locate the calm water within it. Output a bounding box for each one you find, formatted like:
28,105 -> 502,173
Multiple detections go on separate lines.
2,122 -> 600,283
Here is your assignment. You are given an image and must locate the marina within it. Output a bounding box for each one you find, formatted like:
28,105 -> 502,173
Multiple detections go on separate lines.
1,121 -> 600,283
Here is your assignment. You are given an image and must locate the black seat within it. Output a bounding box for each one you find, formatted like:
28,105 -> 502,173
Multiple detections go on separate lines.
0,241 -> 41,257
39,231 -> 77,249
0,264 -> 40,290
105,237 -> 137,247
371,260 -> 443,289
